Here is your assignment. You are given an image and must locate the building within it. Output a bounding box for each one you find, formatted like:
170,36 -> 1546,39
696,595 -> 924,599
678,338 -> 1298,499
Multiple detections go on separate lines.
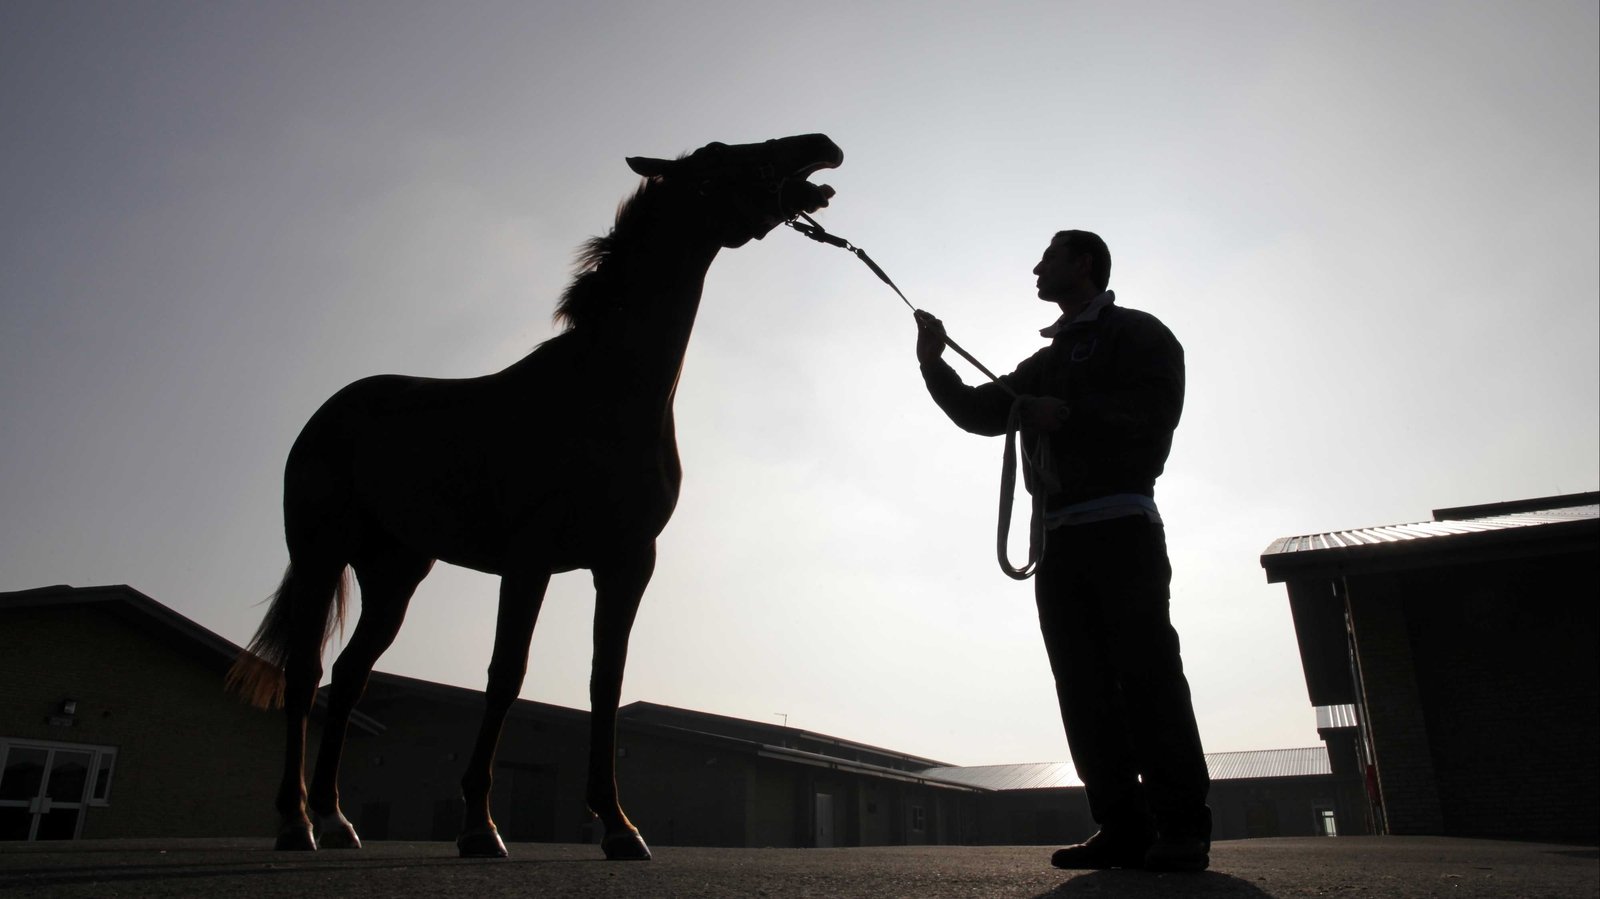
921,745 -> 1365,844
337,679 -> 1357,847
5,583 -> 1363,845
332,676 -> 986,848
1261,492 -> 1599,843
612,702 -> 981,847
0,584 -> 344,840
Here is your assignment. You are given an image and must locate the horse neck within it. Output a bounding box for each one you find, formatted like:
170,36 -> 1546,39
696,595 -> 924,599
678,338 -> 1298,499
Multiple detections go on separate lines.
623,230 -> 718,375
593,203 -> 721,416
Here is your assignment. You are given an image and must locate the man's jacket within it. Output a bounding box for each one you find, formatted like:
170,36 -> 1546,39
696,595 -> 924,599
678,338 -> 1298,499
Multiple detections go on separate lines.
920,298 -> 1184,509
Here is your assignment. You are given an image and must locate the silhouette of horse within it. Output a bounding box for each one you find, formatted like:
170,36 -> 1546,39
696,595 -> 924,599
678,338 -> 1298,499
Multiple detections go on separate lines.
228,134 -> 843,859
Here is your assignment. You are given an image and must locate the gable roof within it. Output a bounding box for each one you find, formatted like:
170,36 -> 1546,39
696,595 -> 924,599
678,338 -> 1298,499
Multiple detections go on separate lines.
1,583 -> 381,734
1,583 -> 243,669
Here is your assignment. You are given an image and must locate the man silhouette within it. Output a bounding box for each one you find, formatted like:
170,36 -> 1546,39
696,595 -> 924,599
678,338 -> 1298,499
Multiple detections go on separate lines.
914,230 -> 1211,872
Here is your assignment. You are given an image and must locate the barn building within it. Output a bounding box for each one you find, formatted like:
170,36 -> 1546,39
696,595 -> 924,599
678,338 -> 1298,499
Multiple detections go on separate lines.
1261,492 -> 1599,843
5,584 -> 1363,845
0,584 -> 347,840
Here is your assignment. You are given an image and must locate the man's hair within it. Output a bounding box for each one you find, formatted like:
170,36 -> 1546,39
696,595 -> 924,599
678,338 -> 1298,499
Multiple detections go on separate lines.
1054,230 -> 1111,293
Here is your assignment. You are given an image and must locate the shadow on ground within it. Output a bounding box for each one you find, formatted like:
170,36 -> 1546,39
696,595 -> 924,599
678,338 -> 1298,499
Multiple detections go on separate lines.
1037,869 -> 1278,897
0,856 -> 579,892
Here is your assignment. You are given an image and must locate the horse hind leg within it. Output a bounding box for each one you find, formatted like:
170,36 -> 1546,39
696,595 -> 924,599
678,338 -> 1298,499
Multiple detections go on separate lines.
307,545 -> 433,849
271,560 -> 350,851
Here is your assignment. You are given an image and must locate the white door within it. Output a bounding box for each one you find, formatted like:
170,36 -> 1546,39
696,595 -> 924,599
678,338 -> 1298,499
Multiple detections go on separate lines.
0,744 -> 95,841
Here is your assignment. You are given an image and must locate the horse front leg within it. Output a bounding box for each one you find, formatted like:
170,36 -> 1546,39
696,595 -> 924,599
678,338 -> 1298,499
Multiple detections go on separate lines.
457,564 -> 551,858
588,541 -> 655,861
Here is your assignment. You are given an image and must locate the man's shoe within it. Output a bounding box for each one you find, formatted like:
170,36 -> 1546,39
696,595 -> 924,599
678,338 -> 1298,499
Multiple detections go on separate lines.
1050,829 -> 1154,870
1145,805 -> 1211,872
1142,832 -> 1209,872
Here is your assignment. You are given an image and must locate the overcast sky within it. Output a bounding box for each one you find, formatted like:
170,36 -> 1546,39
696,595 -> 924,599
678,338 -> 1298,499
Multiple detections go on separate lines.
3,1 -> 1595,769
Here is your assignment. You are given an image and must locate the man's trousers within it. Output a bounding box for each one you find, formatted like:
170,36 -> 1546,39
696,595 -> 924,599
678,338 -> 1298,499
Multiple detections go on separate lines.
1034,514 -> 1211,833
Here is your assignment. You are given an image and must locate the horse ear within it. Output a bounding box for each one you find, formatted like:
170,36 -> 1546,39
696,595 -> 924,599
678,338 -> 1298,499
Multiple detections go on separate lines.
626,156 -> 675,177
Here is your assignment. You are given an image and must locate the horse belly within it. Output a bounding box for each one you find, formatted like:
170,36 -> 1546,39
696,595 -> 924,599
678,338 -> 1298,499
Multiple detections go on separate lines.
563,442 -> 681,543
477,443 -> 680,572
339,409 -> 546,571
327,379 -> 677,573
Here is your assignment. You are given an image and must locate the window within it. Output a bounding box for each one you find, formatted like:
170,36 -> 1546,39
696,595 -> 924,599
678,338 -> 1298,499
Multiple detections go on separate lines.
89,751 -> 116,806
910,805 -> 926,832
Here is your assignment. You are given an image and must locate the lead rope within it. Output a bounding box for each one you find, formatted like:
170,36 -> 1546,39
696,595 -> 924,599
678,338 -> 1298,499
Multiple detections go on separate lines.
998,398 -> 1048,579
787,213 -> 1048,580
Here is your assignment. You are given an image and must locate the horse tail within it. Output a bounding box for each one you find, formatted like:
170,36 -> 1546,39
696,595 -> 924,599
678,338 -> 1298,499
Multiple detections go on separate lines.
226,562 -> 351,709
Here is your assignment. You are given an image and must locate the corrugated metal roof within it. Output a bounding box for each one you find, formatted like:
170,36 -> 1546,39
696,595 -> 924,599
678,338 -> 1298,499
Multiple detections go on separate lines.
1260,498 -> 1599,583
1316,704 -> 1358,730
919,747 -> 1331,791
1263,505 -> 1598,558
918,762 -> 1081,791
1205,747 -> 1330,779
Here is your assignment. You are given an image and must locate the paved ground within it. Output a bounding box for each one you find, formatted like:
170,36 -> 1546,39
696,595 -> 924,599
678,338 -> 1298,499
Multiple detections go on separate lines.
0,837 -> 1594,898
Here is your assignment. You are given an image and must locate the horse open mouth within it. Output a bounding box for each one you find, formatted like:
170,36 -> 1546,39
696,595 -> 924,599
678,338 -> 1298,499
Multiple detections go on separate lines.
781,178 -> 837,217
776,136 -> 843,218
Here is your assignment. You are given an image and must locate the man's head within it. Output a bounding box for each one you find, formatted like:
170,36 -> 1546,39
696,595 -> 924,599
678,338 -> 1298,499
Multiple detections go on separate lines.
1033,230 -> 1111,306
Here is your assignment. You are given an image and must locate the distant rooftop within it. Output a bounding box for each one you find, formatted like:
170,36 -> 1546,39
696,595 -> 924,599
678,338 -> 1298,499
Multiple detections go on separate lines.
1261,492 -> 1598,583
918,762 -> 1081,791
619,701 -> 953,772
1205,747 -> 1330,780
919,747 -> 1331,790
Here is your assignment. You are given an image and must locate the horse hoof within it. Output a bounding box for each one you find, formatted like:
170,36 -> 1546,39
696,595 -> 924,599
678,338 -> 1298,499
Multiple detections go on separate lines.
274,826 -> 317,851
602,830 -> 652,861
315,812 -> 362,849
457,828 -> 508,859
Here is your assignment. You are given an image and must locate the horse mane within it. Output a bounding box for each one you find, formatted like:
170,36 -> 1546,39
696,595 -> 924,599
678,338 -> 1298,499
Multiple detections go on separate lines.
553,178 -> 671,332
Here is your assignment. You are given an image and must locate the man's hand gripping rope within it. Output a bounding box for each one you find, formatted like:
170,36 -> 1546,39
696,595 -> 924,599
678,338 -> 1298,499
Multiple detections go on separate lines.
789,212 -> 1059,580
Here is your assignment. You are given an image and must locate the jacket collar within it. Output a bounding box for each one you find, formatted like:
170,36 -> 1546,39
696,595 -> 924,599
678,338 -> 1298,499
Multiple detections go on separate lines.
1040,289 -> 1115,338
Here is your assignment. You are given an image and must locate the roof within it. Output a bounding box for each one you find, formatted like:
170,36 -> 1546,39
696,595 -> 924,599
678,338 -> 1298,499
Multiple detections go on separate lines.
1,583 -> 245,670
1261,493 -> 1598,583
918,762 -> 1080,791
619,701 -> 953,771
0,583 -> 382,734
364,670 -> 590,726
919,747 -> 1332,791
1316,703 -> 1358,730
615,704 -> 989,791
1204,747 -> 1330,779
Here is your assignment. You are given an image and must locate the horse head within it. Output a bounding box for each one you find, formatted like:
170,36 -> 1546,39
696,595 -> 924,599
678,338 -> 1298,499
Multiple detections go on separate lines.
626,134 -> 843,248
